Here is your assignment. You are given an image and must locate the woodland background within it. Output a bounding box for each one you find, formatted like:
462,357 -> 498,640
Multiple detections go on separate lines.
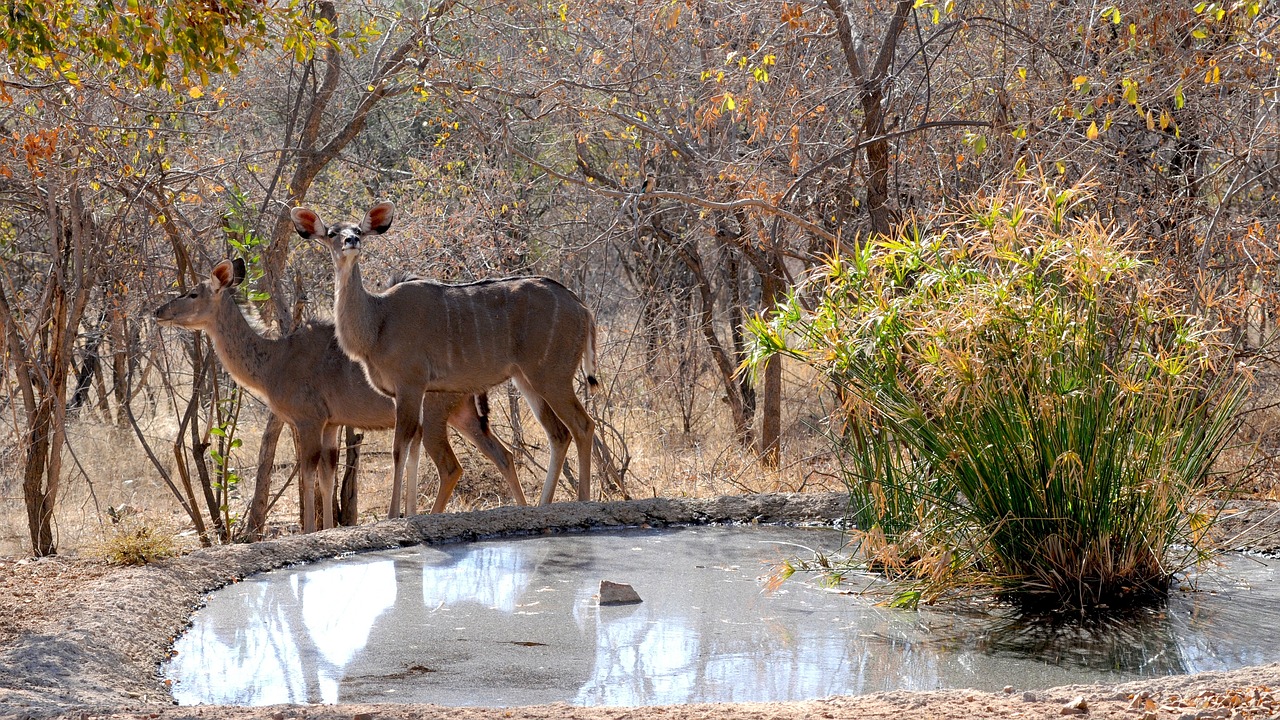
1,0 -> 1278,556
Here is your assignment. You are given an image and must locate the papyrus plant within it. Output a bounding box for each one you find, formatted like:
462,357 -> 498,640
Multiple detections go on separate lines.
750,181 -> 1247,611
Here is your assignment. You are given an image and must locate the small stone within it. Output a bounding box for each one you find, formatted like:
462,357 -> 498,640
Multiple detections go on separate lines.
1022,692 -> 1038,703
271,713 -> 284,720
599,580 -> 642,605
353,714 -> 373,720
1003,686 -> 1014,694
1060,696 -> 1089,715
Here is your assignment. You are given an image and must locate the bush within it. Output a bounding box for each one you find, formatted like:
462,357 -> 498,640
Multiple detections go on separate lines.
96,514 -> 177,566
749,180 -> 1247,612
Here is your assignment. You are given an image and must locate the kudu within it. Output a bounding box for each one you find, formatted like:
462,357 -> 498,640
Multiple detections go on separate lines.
292,201 -> 598,508
153,259 -> 527,533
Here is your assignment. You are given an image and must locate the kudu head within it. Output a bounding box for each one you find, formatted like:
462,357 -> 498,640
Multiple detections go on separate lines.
290,202 -> 395,275
153,258 -> 246,330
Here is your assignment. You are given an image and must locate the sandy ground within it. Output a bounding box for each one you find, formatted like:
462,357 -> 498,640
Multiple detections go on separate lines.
3,493 -> 1280,720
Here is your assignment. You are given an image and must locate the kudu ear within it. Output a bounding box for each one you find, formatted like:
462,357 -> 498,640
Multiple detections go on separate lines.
362,202 -> 395,235
291,207 -> 326,239
210,260 -> 237,291
230,258 -> 247,287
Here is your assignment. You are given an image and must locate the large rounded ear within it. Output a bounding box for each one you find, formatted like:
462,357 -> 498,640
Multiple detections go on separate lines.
362,201 -> 395,235
230,258 -> 247,287
210,260 -> 237,291
291,207 -> 326,239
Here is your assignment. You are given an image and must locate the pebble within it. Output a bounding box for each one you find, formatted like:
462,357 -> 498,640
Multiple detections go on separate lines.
1060,695 -> 1089,715
1022,692 -> 1038,703
1002,685 -> 1014,694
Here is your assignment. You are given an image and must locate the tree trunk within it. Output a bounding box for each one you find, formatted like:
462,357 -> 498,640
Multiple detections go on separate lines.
338,426 -> 362,526
823,0 -> 914,236
757,261 -> 785,467
242,413 -> 285,541
22,402 -> 56,556
862,88 -> 893,235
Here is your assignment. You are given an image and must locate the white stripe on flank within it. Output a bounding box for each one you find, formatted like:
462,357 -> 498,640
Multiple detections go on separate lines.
471,293 -> 485,369
442,293 -> 456,373
539,289 -> 560,367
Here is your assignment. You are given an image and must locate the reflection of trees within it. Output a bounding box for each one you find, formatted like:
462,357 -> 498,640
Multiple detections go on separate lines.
573,530 -> 925,705
168,530 -> 1280,708
339,540 -> 597,705
167,557 -> 396,704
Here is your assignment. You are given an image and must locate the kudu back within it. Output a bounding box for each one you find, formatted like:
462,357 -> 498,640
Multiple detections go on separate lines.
293,201 -> 598,507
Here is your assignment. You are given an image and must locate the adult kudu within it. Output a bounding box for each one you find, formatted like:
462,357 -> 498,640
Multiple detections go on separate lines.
154,259 -> 527,533
291,201 -> 598,509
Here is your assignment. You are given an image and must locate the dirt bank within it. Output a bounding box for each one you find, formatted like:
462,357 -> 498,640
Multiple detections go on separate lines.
3,492 -> 1280,720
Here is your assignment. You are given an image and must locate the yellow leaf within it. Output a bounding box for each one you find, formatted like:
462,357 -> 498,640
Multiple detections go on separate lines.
1086,121 -> 1098,140
665,4 -> 680,28
188,86 -> 204,99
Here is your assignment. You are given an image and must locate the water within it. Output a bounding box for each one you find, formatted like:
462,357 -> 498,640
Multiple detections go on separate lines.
165,525 -> 1280,707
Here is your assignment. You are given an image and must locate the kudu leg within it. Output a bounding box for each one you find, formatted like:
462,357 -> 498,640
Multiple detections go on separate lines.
514,377 -> 573,506
447,400 -> 526,506
295,425 -> 322,533
390,391 -> 426,519
541,389 -> 595,503
317,424 -> 341,530
421,416 -> 464,513
405,430 -> 424,516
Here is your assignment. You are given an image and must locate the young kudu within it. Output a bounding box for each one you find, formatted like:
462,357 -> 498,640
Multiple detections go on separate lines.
292,202 -> 598,508
153,259 -> 527,533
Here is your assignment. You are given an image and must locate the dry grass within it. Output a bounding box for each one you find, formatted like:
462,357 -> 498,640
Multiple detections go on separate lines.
0,339 -> 840,556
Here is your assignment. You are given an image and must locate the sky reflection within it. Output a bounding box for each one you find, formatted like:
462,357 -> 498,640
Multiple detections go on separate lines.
166,527 -> 1280,707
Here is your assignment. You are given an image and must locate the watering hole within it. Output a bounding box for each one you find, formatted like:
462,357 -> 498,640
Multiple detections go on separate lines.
165,525 -> 1280,707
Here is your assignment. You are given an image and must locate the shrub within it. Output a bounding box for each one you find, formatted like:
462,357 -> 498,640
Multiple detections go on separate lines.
96,515 -> 177,566
749,180 -> 1247,612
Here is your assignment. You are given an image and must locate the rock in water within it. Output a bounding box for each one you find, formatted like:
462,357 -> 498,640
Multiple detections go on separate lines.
599,580 -> 642,605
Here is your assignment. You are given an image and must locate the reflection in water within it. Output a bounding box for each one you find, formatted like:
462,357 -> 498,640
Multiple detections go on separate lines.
168,559 -> 397,704
166,527 -> 1280,707
418,545 -> 535,612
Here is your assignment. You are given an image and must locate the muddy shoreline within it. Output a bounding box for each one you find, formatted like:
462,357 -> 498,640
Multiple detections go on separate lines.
3,492 -> 1280,720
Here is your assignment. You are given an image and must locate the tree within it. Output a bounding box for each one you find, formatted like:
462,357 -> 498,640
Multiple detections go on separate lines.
0,0 -> 276,554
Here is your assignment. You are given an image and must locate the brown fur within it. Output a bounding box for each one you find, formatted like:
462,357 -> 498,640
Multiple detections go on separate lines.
293,202 -> 597,507
153,259 -> 527,532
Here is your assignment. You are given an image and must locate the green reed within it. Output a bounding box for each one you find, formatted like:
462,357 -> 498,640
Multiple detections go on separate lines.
748,181 -> 1246,611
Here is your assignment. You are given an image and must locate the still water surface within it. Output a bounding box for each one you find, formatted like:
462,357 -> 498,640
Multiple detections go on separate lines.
165,525 -> 1280,706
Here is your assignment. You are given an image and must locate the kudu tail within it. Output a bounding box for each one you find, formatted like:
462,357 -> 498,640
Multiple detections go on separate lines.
584,310 -> 599,393
473,392 -> 491,433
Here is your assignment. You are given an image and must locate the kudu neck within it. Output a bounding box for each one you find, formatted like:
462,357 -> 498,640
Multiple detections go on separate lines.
333,258 -> 374,331
207,293 -> 278,391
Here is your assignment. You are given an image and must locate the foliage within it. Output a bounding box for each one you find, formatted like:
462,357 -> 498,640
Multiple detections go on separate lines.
95,515 -> 177,566
748,179 -> 1248,611
0,0 -> 270,92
